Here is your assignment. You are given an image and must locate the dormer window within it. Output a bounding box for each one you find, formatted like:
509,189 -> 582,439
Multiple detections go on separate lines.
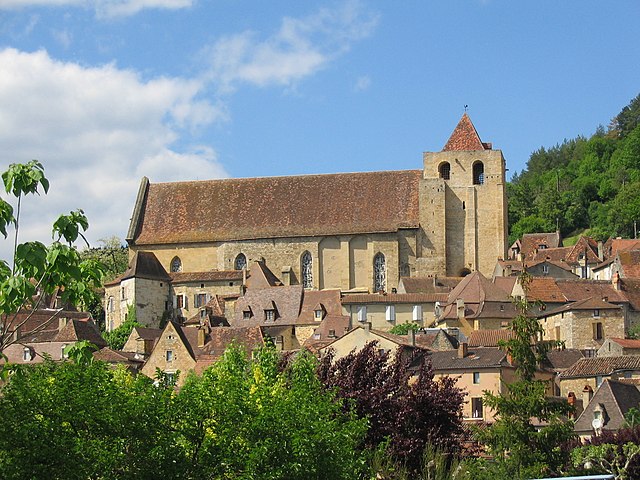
22,347 -> 32,362
328,329 -> 336,338
593,309 -> 600,318
315,309 -> 323,320
313,303 -> 326,321
265,309 -> 276,322
243,308 -> 252,320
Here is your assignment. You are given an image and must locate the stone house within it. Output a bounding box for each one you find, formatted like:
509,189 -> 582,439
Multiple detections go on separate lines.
125,114 -> 508,292
557,355 -> 640,397
340,292 -> 448,332
508,232 -> 562,261
537,297 -> 625,352
573,379 -> 640,438
433,271 -> 518,335
428,344 -> 553,423
598,337 -> 640,357
121,326 -> 162,360
140,321 -> 265,385
3,316 -> 106,364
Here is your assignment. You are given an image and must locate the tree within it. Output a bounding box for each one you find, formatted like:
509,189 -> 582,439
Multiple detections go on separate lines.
470,271 -> 574,479
389,322 -> 421,335
0,161 -> 104,353
173,345 -> 368,479
102,304 -> 140,350
317,342 -> 465,473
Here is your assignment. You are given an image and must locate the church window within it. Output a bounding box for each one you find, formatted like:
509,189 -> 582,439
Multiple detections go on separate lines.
301,251 -> 313,288
439,162 -> 451,180
170,256 -> 182,273
234,253 -> 247,271
472,161 -> 485,185
373,253 -> 386,292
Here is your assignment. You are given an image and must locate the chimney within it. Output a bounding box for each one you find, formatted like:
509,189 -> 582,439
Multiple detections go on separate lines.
456,299 -> 465,319
281,266 -> 292,286
598,241 -> 604,261
58,316 -> 68,330
612,272 -> 621,291
197,327 -> 206,348
505,264 -> 512,276
458,342 -> 468,358
582,385 -> 593,406
407,329 -> 416,347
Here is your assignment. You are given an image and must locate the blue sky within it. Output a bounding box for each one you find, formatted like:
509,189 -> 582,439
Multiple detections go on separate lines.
0,0 -> 639,260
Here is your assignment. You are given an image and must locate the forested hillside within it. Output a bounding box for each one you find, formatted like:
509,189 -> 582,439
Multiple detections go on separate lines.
508,93 -> 640,244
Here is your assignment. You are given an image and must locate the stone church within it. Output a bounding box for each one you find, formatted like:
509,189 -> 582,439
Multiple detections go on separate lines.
125,113 -> 507,294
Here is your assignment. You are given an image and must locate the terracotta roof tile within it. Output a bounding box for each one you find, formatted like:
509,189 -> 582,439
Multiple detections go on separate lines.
398,276 -> 461,294
520,232 -> 562,259
574,379 -> 640,432
559,355 -> 640,378
618,249 -> 640,278
429,347 -> 508,370
467,329 -> 513,347
105,251 -> 170,286
131,170 -> 422,246
527,277 -> 566,303
609,337 -> 640,349
170,270 -> 243,283
200,326 -> 265,360
544,349 -> 584,370
442,113 -> 487,151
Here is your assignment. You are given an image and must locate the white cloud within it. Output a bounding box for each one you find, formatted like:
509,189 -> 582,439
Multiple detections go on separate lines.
0,0 -> 193,18
0,48 -> 227,261
203,0 -> 379,92
354,75 -> 371,92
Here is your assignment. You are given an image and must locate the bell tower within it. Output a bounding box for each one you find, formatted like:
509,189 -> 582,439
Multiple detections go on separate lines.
416,113 -> 507,277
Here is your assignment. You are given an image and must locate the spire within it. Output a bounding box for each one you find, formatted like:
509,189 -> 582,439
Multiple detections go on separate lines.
442,113 -> 489,151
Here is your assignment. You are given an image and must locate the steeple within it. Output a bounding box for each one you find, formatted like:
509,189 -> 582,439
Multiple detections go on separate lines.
442,113 -> 490,151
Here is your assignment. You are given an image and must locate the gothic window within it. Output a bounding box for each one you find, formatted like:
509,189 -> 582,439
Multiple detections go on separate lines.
301,251 -> 313,288
373,252 -> 386,293
472,161 -> 485,185
170,256 -> 182,273
234,253 -> 247,271
439,162 -> 451,180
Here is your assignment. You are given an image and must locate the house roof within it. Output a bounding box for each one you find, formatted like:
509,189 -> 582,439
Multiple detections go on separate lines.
105,250 -> 171,286
544,349 -> 584,371
170,270 -> 243,283
94,347 -> 143,364
618,249 -> 640,278
246,261 -> 283,289
428,347 -> 508,370
55,318 -> 107,348
527,277 -> 567,303
574,379 -> 640,433
555,279 -> 626,304
538,296 -> 623,318
200,326 -> 265,359
559,355 -> 640,378
233,285 -> 304,327
303,314 -> 352,351
128,169 -> 422,246
133,326 -> 162,341
398,276 -> 462,294
298,289 -> 342,324
442,113 -> 488,151
467,329 -> 514,347
341,292 -> 448,304
520,232 -> 562,259
608,337 -> 640,349
606,238 -> 640,258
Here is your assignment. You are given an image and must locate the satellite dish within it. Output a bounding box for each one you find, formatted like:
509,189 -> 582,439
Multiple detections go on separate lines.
592,417 -> 603,430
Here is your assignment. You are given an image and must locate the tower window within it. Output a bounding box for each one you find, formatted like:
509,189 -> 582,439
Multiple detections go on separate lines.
373,253 -> 386,293
472,161 -> 485,185
439,162 -> 451,180
234,253 -> 247,271
170,256 -> 182,273
301,251 -> 313,288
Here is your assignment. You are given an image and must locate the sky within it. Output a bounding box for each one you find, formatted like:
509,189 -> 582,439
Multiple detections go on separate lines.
0,0 -> 639,262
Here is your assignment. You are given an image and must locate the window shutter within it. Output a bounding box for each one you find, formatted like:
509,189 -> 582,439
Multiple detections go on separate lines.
184,295 -> 188,309
173,296 -> 177,309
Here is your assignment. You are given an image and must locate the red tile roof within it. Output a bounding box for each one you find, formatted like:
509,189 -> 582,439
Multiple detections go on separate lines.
609,337 -> 640,349
130,170 -> 422,246
170,270 -> 243,283
618,249 -> 640,278
341,292 -> 448,304
520,232 -> 562,259
442,113 -> 488,151
559,355 -> 640,378
467,329 -> 514,347
399,276 -> 461,294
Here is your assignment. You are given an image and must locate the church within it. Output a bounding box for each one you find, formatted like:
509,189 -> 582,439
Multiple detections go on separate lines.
125,113 -> 508,295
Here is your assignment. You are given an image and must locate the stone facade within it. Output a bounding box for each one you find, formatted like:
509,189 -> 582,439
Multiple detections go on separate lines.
126,114 -> 508,292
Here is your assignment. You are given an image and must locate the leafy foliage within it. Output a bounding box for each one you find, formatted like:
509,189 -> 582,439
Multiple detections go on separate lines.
103,304 -> 140,350
470,272 -> 574,479
317,342 -> 465,472
507,93 -> 640,242
0,162 -> 104,353
388,322 -> 421,335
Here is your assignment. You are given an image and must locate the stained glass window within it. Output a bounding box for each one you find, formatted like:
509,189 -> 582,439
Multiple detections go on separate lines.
301,251 -> 313,288
373,252 -> 386,292
234,253 -> 247,271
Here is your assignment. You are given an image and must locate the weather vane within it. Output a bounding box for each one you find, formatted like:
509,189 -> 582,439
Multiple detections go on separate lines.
464,104 -> 468,112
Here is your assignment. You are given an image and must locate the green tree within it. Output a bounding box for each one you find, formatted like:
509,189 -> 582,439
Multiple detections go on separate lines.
102,304 -> 140,350
0,161 -> 104,353
389,322 -> 421,335
470,272 -> 574,479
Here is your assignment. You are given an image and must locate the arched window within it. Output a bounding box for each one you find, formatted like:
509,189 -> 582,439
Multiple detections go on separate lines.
301,251 -> 313,288
234,253 -> 247,271
170,256 -> 182,273
439,162 -> 451,180
373,253 -> 386,293
473,161 -> 485,185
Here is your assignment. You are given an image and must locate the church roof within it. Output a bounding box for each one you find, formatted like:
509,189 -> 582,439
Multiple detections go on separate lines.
129,170 -> 422,246
442,113 -> 489,151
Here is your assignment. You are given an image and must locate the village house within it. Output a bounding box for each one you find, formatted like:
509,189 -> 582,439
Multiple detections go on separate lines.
557,355 -> 640,398
598,337 -> 640,357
